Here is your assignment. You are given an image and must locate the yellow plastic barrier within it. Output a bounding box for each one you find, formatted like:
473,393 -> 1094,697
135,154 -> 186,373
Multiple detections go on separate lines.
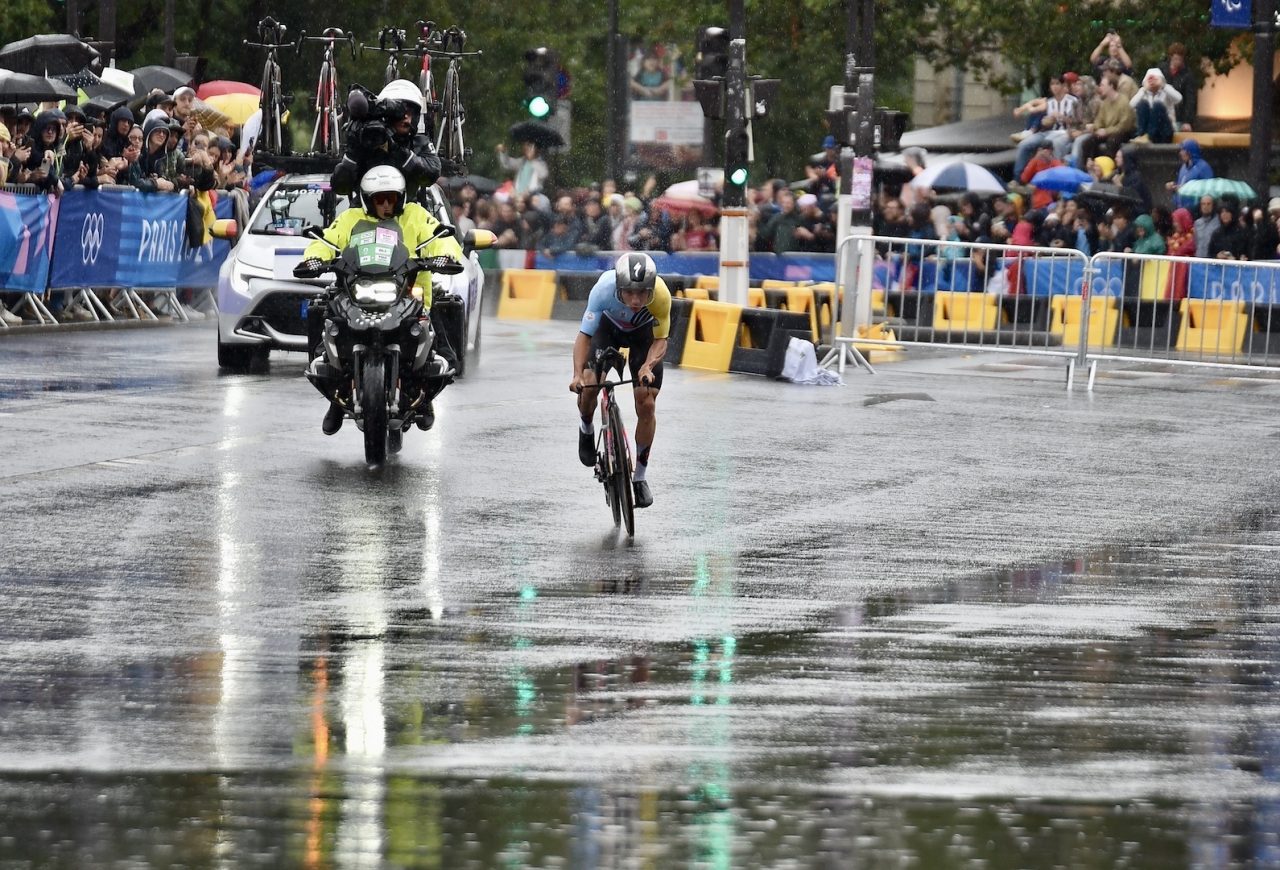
1050,294 -> 1120,348
747,287 -> 766,308
809,282 -> 841,323
1139,261 -> 1174,300
681,300 -> 742,372
933,291 -> 1001,331
497,269 -> 556,320
783,287 -> 821,341
1175,299 -> 1249,355
694,275 -> 720,291
680,287 -> 711,301
761,279 -> 798,289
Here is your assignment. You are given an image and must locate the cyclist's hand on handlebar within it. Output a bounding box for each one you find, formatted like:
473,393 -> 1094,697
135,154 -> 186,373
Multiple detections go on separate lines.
638,365 -> 655,386
570,374 -> 584,394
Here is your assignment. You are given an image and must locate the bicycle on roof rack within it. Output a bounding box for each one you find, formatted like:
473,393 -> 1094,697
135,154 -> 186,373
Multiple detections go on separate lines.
299,27 -> 356,157
411,20 -> 442,145
363,26 -> 410,87
421,24 -> 481,177
243,16 -> 298,157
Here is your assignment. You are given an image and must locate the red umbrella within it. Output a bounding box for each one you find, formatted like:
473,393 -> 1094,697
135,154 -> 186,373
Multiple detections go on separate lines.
651,179 -> 718,217
196,80 -> 260,100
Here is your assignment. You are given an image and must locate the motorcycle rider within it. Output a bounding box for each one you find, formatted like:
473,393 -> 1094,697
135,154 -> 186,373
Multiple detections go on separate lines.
297,165 -> 463,436
331,79 -> 441,198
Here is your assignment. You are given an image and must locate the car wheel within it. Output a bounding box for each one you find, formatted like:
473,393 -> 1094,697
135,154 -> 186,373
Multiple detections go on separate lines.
217,335 -> 269,372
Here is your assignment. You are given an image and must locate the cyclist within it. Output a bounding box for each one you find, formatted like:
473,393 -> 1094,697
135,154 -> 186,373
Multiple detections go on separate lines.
569,253 -> 671,509
332,79 -> 441,198
297,165 -> 463,435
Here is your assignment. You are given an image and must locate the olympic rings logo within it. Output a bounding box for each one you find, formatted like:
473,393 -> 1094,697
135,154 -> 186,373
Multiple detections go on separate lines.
81,213 -> 105,265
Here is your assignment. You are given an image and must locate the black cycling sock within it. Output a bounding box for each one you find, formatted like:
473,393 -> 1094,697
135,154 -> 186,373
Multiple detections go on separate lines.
636,445 -> 651,467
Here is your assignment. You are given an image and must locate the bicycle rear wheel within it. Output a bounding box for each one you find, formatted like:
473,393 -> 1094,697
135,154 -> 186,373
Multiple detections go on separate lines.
608,400 -> 634,536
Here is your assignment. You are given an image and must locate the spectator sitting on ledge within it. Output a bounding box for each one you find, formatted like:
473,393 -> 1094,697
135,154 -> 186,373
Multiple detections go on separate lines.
1129,68 -> 1181,144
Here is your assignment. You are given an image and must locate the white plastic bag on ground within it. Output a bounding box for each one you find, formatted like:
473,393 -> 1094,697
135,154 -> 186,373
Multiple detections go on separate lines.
781,337 -> 842,385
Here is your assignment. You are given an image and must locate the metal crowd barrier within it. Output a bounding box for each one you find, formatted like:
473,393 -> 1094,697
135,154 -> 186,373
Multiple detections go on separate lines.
827,234 -> 1280,389
828,233 -> 1089,383
1078,252 -> 1280,386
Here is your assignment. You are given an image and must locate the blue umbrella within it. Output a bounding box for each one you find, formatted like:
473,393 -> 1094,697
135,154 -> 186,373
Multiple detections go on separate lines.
1030,166 -> 1092,193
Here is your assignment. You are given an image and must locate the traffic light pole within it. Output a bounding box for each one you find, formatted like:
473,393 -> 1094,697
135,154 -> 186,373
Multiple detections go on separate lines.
826,0 -> 876,374
718,37 -> 749,307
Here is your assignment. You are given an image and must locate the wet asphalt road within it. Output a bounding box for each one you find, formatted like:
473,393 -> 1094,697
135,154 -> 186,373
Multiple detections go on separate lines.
4,320 -> 1280,867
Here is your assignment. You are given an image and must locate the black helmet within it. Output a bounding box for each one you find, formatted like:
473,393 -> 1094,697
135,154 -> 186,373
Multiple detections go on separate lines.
614,252 -> 656,303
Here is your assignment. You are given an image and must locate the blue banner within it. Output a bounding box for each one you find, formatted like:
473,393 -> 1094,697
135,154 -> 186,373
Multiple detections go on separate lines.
1211,0 -> 1251,28
532,249 -> 837,282
50,188 -> 189,290
1187,261 -> 1280,303
0,191 -> 58,293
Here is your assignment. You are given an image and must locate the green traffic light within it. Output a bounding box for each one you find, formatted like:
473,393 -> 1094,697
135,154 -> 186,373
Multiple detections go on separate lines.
528,96 -> 551,118
729,166 -> 748,186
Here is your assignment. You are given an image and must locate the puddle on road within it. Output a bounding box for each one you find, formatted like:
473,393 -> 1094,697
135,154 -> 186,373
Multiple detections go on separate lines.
6,519 -> 1280,866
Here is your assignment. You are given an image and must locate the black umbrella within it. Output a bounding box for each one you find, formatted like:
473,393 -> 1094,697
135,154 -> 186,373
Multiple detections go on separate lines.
54,66 -> 102,90
82,78 -> 133,103
509,121 -> 564,150
79,96 -> 128,121
0,70 -> 77,103
0,34 -> 99,77
129,64 -> 192,96
440,174 -> 499,195
1075,182 -> 1143,212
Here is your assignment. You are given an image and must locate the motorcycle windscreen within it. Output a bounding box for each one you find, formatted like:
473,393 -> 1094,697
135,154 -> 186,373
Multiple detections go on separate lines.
342,220 -> 410,276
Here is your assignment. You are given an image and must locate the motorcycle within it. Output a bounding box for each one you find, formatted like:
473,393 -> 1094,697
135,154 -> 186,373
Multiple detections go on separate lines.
296,222 -> 466,465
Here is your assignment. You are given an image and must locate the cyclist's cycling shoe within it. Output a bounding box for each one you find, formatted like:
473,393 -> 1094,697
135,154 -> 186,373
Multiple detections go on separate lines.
322,402 -> 344,436
578,429 -> 596,466
633,480 -> 653,509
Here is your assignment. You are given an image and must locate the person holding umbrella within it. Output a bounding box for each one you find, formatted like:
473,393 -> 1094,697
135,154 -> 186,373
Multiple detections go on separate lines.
496,139 -> 548,196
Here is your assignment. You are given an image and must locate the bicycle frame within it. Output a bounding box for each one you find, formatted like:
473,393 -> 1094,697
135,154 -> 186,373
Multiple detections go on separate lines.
586,349 -> 635,536
244,17 -> 296,157
422,27 -> 481,177
301,28 -> 355,156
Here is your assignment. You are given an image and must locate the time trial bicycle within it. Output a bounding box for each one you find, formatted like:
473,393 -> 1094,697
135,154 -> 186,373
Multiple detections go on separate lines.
300,27 -> 356,156
423,25 -> 481,177
574,347 -> 636,537
244,16 -> 297,156
364,26 -> 409,87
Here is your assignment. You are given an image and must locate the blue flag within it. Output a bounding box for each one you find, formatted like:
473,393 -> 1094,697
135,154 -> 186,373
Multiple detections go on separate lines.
1211,0 -> 1252,28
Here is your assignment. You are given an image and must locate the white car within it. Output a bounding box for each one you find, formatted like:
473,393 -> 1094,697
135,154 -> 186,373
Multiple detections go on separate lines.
216,174 -> 484,375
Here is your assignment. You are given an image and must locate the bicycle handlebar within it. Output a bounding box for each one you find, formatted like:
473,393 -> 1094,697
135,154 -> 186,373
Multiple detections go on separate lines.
244,38 -> 297,52
299,29 -> 357,59
572,378 -> 634,393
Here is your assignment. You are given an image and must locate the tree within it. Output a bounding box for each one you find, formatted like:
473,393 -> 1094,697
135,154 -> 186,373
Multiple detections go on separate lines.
0,0 -> 53,49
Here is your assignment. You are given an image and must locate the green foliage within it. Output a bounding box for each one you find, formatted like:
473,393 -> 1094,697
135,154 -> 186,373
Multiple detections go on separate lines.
0,0 -> 54,49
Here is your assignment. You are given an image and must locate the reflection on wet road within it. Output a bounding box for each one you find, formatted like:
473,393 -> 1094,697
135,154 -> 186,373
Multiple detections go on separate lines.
3,323 -> 1280,866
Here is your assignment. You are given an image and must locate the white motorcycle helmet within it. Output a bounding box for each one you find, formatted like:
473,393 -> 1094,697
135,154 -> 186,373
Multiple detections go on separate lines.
359,165 -> 408,217
376,79 -> 424,120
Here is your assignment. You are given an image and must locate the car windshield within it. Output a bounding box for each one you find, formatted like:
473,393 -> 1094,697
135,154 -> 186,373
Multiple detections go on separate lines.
251,183 -> 349,236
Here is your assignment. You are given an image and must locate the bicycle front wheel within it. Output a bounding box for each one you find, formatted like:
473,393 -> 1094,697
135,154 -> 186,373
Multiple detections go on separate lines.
608,400 -> 634,536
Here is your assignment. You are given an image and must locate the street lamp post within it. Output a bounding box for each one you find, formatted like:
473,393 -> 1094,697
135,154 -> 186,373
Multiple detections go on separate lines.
1249,0 -> 1276,202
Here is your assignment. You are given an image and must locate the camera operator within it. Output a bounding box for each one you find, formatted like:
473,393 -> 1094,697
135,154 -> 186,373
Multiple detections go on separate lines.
332,79 -> 440,198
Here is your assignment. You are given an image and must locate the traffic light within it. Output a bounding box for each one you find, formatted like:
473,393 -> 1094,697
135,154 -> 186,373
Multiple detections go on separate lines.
725,123 -> 751,189
696,26 -> 728,81
523,47 -> 558,118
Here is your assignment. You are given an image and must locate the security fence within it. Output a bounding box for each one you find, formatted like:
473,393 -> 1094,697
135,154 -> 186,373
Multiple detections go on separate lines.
830,233 -> 1280,388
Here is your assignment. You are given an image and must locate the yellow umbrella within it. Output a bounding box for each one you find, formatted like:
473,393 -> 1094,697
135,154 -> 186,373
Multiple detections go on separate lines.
205,92 -> 260,126
190,97 -> 232,134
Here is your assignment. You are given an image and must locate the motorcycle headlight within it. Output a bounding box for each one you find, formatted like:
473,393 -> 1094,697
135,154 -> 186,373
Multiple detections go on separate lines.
351,278 -> 401,306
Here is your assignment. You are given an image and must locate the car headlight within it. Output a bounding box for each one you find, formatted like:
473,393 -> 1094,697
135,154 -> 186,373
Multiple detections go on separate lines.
351,279 -> 401,305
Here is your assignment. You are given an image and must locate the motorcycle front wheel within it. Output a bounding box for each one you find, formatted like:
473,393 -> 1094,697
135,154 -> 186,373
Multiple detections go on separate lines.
360,357 -> 388,466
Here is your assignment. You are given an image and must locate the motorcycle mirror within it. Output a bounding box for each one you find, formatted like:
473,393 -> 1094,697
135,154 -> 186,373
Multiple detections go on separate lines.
464,229 -> 495,251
